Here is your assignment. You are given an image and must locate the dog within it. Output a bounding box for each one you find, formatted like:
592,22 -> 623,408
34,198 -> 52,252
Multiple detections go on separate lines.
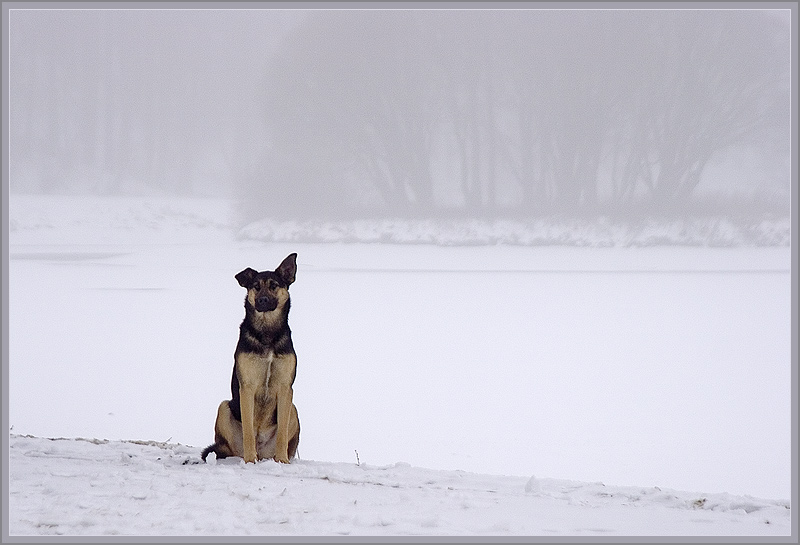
201,253 -> 300,464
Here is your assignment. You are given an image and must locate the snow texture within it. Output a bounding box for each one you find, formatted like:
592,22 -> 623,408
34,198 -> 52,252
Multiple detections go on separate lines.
239,215 -> 790,248
9,194 -> 789,247
8,435 -> 791,537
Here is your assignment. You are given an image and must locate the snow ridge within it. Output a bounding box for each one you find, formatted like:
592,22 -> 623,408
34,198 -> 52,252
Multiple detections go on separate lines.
8,435 -> 791,537
238,216 -> 790,247
9,194 -> 789,247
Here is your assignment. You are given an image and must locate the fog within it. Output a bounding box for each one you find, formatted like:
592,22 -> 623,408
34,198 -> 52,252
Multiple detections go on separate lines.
8,8 -> 791,222
6,6 -> 794,510
9,9 -> 299,198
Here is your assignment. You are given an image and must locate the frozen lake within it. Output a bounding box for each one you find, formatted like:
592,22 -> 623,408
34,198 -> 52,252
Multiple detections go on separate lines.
7,197 -> 792,502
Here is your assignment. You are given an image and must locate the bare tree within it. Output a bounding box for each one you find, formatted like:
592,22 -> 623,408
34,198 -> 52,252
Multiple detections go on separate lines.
253,9 -> 789,219
620,11 -> 789,207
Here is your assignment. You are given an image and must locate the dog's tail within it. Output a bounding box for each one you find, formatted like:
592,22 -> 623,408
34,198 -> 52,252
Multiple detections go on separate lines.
200,443 -> 217,462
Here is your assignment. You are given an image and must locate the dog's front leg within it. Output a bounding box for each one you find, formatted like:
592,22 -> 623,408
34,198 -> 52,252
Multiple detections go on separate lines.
239,386 -> 258,463
274,385 -> 293,464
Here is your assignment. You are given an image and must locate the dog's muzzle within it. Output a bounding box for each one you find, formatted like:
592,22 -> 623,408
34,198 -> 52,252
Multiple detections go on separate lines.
255,297 -> 278,312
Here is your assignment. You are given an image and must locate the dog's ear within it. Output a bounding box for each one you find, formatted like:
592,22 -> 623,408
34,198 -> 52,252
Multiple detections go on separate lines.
235,267 -> 258,288
275,253 -> 297,286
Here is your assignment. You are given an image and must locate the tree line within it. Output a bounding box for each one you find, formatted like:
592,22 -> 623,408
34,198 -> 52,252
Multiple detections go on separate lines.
9,9 -> 293,197
8,9 -> 789,220
253,10 -> 789,219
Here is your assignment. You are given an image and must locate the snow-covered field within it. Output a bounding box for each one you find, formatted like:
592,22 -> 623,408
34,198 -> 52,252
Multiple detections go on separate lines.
6,195 -> 794,537
8,434 -> 791,537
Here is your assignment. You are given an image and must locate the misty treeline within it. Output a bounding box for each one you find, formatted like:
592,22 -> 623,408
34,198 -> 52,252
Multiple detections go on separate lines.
9,10 -> 293,197
258,10 -> 789,219
9,9 -> 790,221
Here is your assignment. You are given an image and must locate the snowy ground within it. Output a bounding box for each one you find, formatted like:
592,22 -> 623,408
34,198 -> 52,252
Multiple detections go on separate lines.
8,434 -> 791,537
239,214 -> 791,247
6,195 -> 795,537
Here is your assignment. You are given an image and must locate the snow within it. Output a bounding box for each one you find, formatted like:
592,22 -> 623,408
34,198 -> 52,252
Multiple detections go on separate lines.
6,195 -> 794,537
8,435 -> 791,536
9,194 -> 790,248
239,215 -> 791,247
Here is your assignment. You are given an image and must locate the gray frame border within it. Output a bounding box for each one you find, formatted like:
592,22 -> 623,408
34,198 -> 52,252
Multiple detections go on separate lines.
1,1 -> 796,543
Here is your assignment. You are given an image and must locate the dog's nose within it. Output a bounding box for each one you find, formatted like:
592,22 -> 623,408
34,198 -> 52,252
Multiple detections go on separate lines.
256,297 -> 270,307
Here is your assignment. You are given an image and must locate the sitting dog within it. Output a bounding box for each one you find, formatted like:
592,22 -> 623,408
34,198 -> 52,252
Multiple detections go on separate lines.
201,253 -> 300,464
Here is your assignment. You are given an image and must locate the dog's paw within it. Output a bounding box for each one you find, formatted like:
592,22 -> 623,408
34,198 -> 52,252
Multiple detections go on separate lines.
273,454 -> 290,464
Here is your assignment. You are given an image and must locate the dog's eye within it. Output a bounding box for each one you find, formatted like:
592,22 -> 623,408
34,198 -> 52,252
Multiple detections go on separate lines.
268,281 -> 278,290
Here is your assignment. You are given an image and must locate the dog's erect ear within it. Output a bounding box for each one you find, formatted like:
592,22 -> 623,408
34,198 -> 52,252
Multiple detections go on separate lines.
275,253 -> 297,286
235,267 -> 258,288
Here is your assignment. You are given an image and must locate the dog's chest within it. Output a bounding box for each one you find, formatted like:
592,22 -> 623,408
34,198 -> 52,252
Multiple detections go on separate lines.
237,350 -> 275,392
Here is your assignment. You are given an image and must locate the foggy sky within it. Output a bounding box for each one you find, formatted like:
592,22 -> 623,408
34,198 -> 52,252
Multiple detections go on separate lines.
9,9 -> 301,196
8,8 -> 791,219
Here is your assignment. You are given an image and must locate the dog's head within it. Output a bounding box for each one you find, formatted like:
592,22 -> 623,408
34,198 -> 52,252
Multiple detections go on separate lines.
235,253 -> 297,314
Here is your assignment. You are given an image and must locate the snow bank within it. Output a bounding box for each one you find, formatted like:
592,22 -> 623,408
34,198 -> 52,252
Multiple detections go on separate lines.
9,194 -> 790,247
238,216 -> 790,247
8,435 -> 791,537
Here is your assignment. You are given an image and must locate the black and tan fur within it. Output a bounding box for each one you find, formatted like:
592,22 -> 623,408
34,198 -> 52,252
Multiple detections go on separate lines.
201,253 -> 300,464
